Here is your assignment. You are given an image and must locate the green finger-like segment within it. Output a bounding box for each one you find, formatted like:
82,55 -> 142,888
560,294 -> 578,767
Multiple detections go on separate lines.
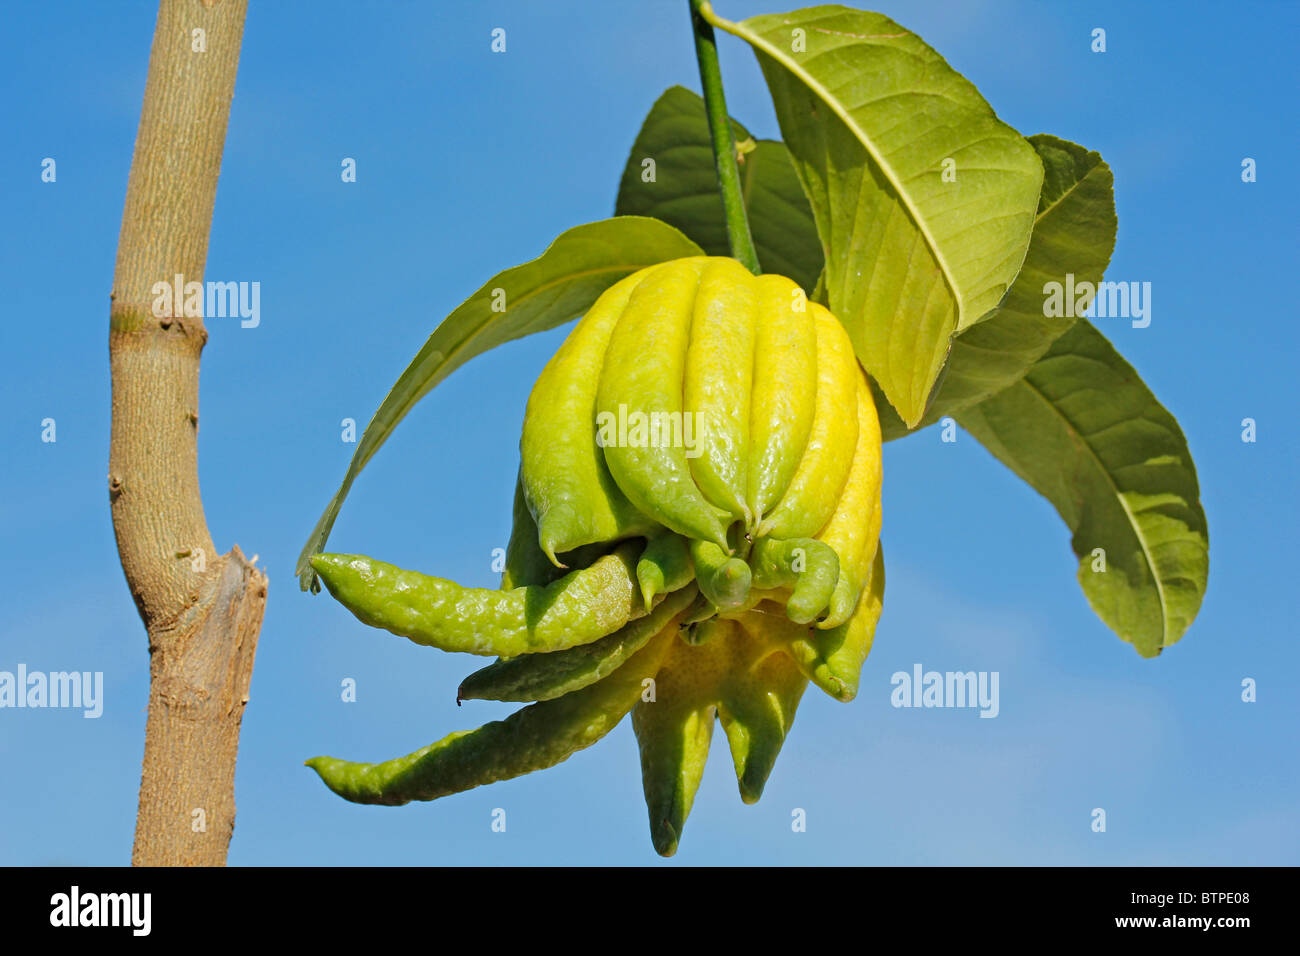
636,533 -> 694,610
501,470 -> 564,590
816,379 -> 883,629
310,541 -> 645,657
747,274 -> 818,525
521,271 -> 660,564
457,586 -> 697,703
718,644 -> 808,804
689,538 -> 752,612
556,541 -> 615,574
682,616 -> 728,646
749,537 -> 840,625
715,587 -> 787,619
597,258 -> 730,549
632,633 -> 730,856
680,591 -> 716,626
782,544 -> 885,702
307,629 -> 675,805
684,258 -> 757,524
818,549 -> 858,630
758,304 -> 860,539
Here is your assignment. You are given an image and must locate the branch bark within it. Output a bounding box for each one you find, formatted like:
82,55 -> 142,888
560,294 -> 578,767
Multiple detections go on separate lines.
109,0 -> 265,867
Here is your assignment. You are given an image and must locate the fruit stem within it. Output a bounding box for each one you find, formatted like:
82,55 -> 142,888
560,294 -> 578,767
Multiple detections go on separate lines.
689,0 -> 761,275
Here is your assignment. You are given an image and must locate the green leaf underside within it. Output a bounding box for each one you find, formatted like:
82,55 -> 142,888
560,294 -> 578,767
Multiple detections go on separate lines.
296,217 -> 705,590
615,86 -> 822,293
956,321 -> 1208,657
877,134 -> 1118,440
712,5 -> 1042,427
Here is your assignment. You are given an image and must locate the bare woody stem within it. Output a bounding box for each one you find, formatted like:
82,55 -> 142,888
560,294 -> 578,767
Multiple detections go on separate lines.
689,0 -> 761,274
109,0 -> 265,866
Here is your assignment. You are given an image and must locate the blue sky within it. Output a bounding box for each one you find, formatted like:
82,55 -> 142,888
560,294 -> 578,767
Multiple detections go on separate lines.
1,0 -> 1296,865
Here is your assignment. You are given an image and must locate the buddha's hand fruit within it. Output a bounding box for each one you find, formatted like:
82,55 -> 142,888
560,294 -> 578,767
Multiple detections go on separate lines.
308,256 -> 884,857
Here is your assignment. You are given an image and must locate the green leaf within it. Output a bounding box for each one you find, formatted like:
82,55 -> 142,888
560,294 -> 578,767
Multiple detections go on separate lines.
296,217 -> 704,591
956,321 -> 1209,657
707,4 -> 1043,426
615,85 -> 823,293
877,134 -> 1118,441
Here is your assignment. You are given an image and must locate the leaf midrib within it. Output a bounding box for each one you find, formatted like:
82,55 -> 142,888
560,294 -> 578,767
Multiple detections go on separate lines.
956,156 -> 1106,339
712,9 -> 963,318
1015,371 -> 1172,647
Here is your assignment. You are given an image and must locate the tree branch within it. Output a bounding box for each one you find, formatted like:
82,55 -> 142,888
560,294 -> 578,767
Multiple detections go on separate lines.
109,0 -> 265,867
